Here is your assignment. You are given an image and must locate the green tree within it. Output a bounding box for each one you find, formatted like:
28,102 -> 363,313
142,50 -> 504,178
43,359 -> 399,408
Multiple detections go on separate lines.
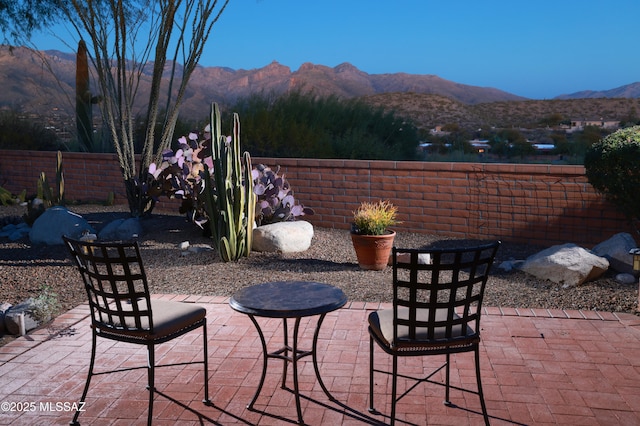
584,125 -> 640,233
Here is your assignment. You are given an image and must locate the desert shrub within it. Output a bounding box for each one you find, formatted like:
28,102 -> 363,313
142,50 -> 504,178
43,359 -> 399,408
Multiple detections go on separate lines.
231,91 -> 420,160
0,111 -> 59,151
584,125 -> 640,231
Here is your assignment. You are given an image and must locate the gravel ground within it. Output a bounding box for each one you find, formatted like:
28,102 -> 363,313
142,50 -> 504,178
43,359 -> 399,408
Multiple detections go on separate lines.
1,204 -> 638,329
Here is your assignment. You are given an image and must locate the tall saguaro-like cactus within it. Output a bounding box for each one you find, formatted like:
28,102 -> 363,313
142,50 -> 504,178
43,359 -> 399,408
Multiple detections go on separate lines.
203,103 -> 256,261
75,40 -> 100,151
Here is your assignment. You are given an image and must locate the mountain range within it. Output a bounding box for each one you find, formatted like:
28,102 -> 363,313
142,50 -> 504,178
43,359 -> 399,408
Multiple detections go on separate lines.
0,46 -> 639,129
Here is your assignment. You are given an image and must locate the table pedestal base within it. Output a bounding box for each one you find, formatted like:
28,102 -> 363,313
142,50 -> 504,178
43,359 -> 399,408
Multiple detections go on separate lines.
246,314 -> 334,424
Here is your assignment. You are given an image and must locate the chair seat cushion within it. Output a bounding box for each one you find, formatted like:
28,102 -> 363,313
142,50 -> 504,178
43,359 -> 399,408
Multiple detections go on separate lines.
150,300 -> 206,337
101,300 -> 206,339
368,306 -> 474,349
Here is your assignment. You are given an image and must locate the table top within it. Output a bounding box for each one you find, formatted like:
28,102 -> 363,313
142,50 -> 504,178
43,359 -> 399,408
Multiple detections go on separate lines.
229,281 -> 348,318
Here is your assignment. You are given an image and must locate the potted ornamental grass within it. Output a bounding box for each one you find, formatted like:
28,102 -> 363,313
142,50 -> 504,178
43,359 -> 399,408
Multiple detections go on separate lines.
350,200 -> 398,270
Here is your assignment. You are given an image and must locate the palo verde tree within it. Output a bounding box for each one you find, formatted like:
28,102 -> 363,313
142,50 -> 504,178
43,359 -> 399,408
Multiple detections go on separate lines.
58,0 -> 229,217
0,0 -> 63,43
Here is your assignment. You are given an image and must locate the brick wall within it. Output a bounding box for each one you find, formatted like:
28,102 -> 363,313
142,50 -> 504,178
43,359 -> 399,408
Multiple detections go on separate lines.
0,150 -> 634,247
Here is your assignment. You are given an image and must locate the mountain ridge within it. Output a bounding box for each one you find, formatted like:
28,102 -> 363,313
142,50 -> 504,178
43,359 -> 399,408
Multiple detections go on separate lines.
1,47 -> 639,131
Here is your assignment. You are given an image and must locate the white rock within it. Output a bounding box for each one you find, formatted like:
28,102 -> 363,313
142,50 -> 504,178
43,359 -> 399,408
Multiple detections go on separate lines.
252,221 -> 314,253
521,243 -> 609,288
178,241 -> 190,250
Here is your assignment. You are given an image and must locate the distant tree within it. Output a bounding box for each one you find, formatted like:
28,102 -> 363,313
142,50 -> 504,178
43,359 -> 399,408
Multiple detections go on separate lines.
539,113 -> 565,127
488,135 -> 509,158
0,111 -> 59,151
550,132 -> 570,155
620,106 -> 639,128
573,125 -> 609,158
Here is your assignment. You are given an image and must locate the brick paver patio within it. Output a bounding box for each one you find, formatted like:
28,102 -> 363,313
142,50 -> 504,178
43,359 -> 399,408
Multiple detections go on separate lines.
1,295 -> 639,425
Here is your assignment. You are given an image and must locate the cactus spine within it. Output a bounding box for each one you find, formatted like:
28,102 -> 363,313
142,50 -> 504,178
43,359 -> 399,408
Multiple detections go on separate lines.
203,103 -> 256,261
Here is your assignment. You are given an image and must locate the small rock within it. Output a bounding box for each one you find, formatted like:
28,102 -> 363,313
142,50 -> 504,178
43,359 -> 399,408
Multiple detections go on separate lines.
498,259 -> 524,271
188,245 -> 213,253
98,217 -> 143,241
178,241 -> 190,250
4,298 -> 44,335
615,273 -> 637,285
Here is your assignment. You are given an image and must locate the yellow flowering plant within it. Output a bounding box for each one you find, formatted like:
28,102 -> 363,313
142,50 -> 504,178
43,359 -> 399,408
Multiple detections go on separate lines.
352,200 -> 398,235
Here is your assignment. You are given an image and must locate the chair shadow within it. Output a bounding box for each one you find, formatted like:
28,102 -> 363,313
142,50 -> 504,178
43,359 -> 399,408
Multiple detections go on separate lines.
154,388 -> 248,426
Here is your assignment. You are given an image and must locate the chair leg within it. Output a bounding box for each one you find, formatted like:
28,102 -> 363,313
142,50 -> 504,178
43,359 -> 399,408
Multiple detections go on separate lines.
368,335 -> 375,413
444,352 -> 452,406
475,346 -> 490,426
390,355 -> 398,426
70,332 -> 97,426
147,344 -> 155,426
202,322 -> 211,404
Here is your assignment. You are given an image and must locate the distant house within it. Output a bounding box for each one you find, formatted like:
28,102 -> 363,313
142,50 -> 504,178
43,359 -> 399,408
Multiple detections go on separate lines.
469,139 -> 491,154
568,118 -> 619,132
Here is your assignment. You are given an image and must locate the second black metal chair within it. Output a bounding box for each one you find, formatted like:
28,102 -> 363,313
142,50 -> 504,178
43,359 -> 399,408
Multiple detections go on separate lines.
368,240 -> 500,425
63,236 -> 210,426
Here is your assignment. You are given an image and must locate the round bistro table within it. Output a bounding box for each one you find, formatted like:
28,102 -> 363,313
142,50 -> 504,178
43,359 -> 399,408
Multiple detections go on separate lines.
229,281 -> 348,424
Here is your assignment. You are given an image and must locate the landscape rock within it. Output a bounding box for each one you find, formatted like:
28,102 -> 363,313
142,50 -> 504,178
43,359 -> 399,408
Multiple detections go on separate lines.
615,273 -> 637,285
592,232 -> 638,275
0,222 -> 31,241
390,252 -> 432,265
4,298 -> 45,335
520,243 -> 609,288
98,217 -> 143,241
252,221 -> 314,253
29,206 -> 95,245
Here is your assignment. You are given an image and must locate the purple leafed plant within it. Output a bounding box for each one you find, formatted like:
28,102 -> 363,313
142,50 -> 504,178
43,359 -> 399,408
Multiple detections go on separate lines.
147,133 -> 313,228
253,164 -> 314,226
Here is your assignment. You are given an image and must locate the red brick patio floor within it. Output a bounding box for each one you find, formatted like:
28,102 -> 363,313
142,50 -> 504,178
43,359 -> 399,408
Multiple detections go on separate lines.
1,294 -> 640,425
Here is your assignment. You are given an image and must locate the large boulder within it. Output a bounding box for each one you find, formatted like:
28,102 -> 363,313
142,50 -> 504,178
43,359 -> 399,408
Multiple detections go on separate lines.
252,221 -> 314,253
591,232 -> 637,275
29,206 -> 95,245
98,217 -> 143,241
520,243 -> 609,288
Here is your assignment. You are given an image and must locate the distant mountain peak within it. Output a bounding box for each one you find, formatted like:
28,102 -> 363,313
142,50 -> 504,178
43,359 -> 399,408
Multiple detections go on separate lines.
555,82 -> 640,100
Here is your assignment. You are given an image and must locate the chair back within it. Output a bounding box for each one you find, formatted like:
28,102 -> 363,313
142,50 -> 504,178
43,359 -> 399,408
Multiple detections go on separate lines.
391,241 -> 500,349
63,236 -> 155,336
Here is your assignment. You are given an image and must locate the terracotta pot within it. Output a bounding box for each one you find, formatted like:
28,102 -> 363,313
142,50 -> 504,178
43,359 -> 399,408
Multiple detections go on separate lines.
350,230 -> 396,271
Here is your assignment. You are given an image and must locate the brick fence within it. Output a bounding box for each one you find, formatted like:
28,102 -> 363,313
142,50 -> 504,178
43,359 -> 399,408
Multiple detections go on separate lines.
0,150 -> 634,247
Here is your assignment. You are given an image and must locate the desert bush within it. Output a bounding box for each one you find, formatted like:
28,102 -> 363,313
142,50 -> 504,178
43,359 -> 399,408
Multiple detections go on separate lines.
584,125 -> 640,232
231,91 -> 420,160
0,111 -> 59,151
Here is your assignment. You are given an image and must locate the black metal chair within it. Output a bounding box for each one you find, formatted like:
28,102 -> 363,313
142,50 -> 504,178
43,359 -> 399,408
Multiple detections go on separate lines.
368,241 -> 500,425
63,236 -> 210,426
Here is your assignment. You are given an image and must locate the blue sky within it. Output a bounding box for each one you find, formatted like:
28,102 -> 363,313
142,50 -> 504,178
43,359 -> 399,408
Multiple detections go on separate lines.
31,0 -> 639,100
